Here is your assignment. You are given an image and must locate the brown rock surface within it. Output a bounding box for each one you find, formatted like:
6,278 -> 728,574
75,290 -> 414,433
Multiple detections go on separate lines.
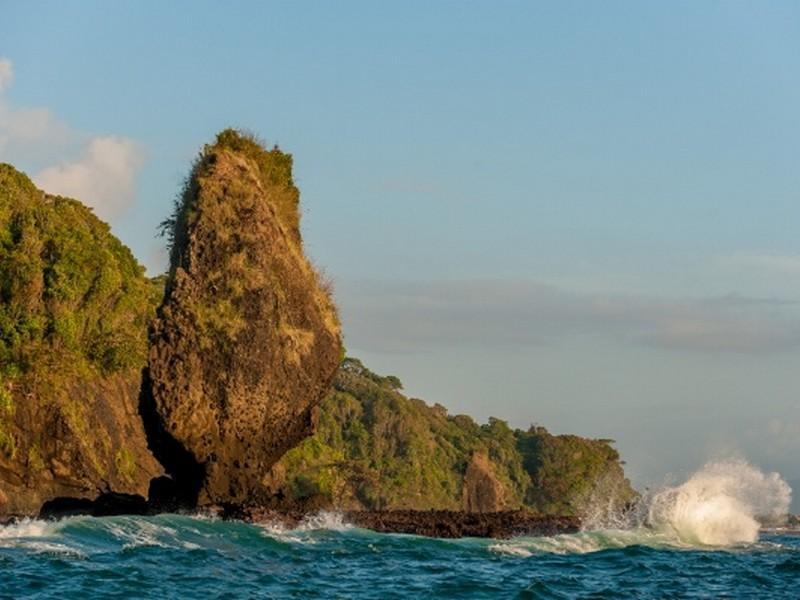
1,373 -> 162,516
462,452 -> 506,513
145,131 -> 342,506
227,506 -> 581,539
345,510 -> 580,538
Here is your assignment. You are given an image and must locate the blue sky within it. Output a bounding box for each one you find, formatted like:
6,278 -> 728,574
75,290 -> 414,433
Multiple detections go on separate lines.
2,1 -> 800,491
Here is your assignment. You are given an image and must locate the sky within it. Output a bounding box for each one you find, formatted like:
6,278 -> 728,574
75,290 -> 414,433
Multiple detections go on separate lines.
1,1 -> 800,493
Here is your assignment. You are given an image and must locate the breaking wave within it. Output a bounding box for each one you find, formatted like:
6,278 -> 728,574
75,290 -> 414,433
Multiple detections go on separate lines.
491,459 -> 792,556
645,459 -> 791,546
0,459 -> 791,564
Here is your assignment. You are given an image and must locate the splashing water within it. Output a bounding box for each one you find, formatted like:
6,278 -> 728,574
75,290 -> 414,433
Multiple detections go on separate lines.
0,512 -> 799,598
489,459 -> 793,557
645,459 -> 791,546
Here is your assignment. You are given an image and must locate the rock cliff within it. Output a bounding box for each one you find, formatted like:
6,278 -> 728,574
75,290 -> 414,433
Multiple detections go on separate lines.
0,165 -> 162,515
144,130 -> 342,506
0,134 -> 633,522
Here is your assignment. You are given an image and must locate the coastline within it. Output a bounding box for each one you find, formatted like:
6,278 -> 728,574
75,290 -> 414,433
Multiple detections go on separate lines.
227,507 -> 582,539
1,502 -> 582,539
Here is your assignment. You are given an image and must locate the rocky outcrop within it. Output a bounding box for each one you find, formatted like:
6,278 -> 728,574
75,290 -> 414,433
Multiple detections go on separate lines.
462,453 -> 505,513
224,506 -> 581,539
0,373 -> 163,516
517,426 -> 636,518
0,165 -> 163,516
344,510 -> 580,538
145,130 -> 342,506
0,138 -> 633,526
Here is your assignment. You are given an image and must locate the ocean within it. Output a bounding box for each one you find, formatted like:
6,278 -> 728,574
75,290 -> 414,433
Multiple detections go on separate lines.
0,513 -> 798,599
1,459 -> 796,599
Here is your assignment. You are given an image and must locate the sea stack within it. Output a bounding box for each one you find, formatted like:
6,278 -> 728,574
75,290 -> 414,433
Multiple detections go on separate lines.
144,130 -> 342,507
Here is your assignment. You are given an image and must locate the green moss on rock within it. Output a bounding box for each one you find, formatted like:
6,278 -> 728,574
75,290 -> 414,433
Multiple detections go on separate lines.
146,131 -> 342,506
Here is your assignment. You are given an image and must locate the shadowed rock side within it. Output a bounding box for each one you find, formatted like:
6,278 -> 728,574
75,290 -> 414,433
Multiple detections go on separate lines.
146,130 -> 342,506
0,165 -> 163,516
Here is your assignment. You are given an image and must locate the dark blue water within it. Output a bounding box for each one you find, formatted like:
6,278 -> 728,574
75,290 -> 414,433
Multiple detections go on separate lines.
0,513 -> 797,599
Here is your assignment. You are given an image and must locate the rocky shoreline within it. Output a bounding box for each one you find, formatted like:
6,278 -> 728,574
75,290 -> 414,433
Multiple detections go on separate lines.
223,506 -> 582,539
2,496 -> 582,539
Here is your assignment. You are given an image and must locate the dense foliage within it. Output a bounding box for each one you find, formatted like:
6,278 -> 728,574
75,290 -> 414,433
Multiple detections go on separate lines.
274,358 -> 635,515
161,128 -> 302,268
0,165 -> 163,502
517,427 -> 633,515
0,164 -> 160,379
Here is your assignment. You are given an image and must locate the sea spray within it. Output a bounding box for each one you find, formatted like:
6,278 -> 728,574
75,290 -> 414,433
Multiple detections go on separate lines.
498,458 -> 795,556
645,459 -> 791,545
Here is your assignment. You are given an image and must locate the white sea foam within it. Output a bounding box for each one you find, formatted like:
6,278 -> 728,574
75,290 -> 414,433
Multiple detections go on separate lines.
490,528 -> 676,557
645,459 -> 791,546
0,518 -> 55,539
491,459 -> 792,556
257,511 -> 351,545
296,511 -> 351,532
104,517 -> 205,550
0,518 -> 86,556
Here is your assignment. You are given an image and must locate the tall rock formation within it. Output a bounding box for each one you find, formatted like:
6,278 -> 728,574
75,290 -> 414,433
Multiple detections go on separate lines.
0,165 -> 163,515
144,130 -> 342,506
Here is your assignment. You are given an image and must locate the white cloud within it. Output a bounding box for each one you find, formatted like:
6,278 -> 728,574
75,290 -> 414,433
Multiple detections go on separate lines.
0,57 -> 144,219
34,136 -> 145,220
0,105 -> 74,153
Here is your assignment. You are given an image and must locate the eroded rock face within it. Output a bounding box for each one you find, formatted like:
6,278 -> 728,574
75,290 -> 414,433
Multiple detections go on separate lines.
462,453 -> 505,513
0,165 -> 163,516
1,374 -> 163,516
146,131 -> 341,506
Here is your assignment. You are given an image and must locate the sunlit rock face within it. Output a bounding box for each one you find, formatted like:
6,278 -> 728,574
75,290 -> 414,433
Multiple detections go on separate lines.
145,131 -> 342,506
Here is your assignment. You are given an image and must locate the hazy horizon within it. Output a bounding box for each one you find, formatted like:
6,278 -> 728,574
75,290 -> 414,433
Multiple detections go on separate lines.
2,1 -> 800,493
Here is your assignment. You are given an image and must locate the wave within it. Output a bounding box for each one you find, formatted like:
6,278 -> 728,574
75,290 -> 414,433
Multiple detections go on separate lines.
256,510 -> 352,545
0,460 -> 790,559
644,459 -> 791,546
492,459 -> 792,556
490,529 -> 675,557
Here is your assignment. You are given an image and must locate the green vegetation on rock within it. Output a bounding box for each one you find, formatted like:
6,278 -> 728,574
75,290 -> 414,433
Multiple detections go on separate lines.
160,128 -> 302,269
0,164 -> 160,378
0,164 -> 163,514
146,130 -> 342,506
272,358 -> 635,516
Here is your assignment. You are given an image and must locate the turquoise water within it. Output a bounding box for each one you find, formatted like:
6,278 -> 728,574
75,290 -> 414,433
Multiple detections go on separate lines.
1,513 -> 798,599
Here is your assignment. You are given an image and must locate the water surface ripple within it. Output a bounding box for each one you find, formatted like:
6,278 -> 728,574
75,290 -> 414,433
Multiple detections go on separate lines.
0,514 -> 797,598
